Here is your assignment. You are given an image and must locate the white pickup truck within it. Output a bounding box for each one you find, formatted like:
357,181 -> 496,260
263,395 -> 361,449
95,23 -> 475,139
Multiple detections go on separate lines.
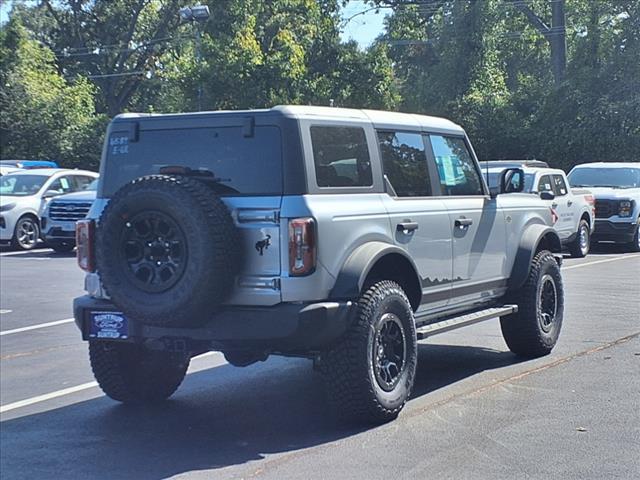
483,161 -> 595,257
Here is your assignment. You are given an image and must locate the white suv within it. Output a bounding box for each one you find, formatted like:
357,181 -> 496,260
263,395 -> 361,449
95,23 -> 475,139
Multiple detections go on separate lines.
0,168 -> 98,250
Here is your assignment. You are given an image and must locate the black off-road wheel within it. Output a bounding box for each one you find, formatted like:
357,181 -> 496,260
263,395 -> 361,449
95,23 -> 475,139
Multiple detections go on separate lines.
500,250 -> 564,358
568,219 -> 590,258
320,280 -> 417,424
96,175 -> 240,327
89,341 -> 190,404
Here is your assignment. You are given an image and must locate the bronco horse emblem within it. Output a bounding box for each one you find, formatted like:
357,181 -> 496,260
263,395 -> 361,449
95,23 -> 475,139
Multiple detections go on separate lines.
255,234 -> 271,256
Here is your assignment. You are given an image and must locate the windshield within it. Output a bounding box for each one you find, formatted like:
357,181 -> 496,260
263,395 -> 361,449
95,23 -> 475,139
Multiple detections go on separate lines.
0,174 -> 49,196
569,167 -> 640,188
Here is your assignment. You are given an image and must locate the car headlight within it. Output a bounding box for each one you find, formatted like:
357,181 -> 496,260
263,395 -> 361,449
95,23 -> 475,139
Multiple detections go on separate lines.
618,200 -> 633,217
0,203 -> 16,212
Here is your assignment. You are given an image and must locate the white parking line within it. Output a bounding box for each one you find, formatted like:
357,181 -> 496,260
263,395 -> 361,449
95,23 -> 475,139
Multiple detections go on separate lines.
0,318 -> 75,336
564,254 -> 640,271
0,352 -> 221,414
0,382 -> 99,414
0,248 -> 52,257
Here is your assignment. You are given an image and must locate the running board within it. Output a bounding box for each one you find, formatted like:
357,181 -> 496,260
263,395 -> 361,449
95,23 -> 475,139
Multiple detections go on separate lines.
415,305 -> 517,340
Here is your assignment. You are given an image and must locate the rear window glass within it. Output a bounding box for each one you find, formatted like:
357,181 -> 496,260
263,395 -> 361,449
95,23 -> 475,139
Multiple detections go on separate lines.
102,126 -> 282,196
311,126 -> 372,188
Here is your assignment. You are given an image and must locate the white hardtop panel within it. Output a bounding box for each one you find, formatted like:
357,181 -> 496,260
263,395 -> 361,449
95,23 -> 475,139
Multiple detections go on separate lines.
115,105 -> 464,135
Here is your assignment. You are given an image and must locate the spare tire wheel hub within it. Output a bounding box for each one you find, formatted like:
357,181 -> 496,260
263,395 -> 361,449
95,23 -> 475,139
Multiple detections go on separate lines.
121,211 -> 188,292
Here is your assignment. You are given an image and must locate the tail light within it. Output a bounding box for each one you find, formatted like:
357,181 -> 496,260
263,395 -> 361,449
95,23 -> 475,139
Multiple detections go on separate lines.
76,219 -> 95,272
288,217 -> 316,276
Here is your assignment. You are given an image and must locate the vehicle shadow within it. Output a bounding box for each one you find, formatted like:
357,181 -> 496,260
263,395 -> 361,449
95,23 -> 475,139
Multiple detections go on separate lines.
0,344 -> 522,480
0,248 -> 74,258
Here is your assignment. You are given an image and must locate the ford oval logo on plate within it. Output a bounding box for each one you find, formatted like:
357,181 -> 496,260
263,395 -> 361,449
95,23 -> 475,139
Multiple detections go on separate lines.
89,312 -> 129,339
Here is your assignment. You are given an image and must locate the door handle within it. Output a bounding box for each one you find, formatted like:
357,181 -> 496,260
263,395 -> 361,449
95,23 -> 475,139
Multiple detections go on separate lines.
455,217 -> 473,228
551,203 -> 558,208
397,221 -> 419,233
567,200 -> 573,206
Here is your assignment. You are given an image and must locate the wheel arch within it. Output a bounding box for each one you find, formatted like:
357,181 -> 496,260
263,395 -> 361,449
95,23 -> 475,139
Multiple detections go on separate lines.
330,242 -> 422,311
508,224 -> 562,291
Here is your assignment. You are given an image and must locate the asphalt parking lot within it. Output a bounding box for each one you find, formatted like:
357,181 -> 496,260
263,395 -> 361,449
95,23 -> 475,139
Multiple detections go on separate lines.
1,246 -> 639,479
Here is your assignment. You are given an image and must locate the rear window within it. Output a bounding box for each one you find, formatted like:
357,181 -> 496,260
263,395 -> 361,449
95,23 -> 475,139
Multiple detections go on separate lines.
311,126 -> 372,188
102,125 -> 282,196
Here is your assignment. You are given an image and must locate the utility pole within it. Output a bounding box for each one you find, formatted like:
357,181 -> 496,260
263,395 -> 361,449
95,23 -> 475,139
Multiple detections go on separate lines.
509,0 -> 566,85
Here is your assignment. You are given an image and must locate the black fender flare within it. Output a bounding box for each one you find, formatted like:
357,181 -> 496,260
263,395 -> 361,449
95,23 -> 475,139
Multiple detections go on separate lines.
509,224 -> 562,290
330,241 -> 422,302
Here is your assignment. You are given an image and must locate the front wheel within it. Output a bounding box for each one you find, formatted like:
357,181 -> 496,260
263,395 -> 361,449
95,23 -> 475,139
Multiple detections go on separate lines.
627,222 -> 640,253
569,219 -> 590,258
320,280 -> 417,424
500,250 -> 564,358
12,216 -> 40,250
89,341 -> 190,403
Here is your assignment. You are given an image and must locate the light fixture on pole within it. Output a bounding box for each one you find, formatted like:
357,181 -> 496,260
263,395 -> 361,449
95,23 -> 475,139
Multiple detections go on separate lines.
178,5 -> 211,111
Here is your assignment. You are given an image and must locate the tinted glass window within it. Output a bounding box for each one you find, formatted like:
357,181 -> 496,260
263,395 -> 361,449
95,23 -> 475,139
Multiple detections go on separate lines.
568,167 -> 640,189
378,131 -> 431,197
538,175 -> 554,192
430,136 -> 483,196
487,172 -> 535,191
0,174 -> 48,196
103,126 -> 282,196
552,175 -> 568,196
311,126 -> 372,187
48,176 -> 75,194
73,176 -> 95,191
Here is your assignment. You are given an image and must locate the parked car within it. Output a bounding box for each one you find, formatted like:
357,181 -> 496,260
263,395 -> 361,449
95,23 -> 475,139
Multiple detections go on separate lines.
568,162 -> 640,252
74,106 -> 564,424
0,159 -> 59,169
0,169 -> 98,250
480,159 -> 549,169
42,179 -> 98,253
484,165 -> 595,257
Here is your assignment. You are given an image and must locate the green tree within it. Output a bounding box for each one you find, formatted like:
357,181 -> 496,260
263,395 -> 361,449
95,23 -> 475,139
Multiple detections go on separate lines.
0,19 -> 106,169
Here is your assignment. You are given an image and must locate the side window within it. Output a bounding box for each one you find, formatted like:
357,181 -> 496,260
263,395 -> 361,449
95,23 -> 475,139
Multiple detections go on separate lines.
430,135 -> 483,196
552,175 -> 568,196
378,131 -> 431,197
73,176 -> 95,191
538,175 -> 554,193
47,177 -> 74,194
310,126 -> 372,188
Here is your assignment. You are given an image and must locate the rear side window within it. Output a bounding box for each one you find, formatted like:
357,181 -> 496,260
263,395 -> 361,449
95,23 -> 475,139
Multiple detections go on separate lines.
430,136 -> 484,196
552,175 -> 568,196
378,131 -> 431,197
103,126 -> 282,196
310,126 -> 372,187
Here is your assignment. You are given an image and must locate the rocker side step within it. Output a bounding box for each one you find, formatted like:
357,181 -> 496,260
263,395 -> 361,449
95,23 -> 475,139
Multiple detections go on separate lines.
415,305 -> 518,340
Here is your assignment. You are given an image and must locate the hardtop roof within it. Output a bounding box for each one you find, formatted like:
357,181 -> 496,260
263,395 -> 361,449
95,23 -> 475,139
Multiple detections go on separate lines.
114,105 -> 464,135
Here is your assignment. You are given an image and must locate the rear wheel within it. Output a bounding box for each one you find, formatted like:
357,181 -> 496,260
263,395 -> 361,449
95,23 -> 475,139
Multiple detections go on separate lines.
320,280 -> 417,424
568,219 -> 590,257
89,341 -> 189,403
50,242 -> 75,253
12,216 -> 40,250
501,250 -> 564,358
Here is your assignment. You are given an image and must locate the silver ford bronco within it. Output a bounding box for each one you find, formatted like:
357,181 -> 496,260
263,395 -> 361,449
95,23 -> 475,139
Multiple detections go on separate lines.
74,106 -> 564,423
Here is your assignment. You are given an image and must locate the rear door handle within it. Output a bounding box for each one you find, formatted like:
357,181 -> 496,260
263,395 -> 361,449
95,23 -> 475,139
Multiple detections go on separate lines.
455,217 -> 473,228
397,221 -> 419,233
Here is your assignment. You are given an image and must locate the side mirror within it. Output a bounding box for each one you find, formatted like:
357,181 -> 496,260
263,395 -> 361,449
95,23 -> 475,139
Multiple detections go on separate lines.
540,191 -> 555,200
43,190 -> 61,199
499,168 -> 525,194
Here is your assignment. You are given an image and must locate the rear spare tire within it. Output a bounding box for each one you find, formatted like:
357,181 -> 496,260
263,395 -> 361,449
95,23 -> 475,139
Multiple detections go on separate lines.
97,175 -> 240,327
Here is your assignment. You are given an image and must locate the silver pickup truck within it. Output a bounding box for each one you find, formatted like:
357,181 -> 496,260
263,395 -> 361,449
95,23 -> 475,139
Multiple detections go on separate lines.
484,162 -> 595,257
73,106 -> 564,423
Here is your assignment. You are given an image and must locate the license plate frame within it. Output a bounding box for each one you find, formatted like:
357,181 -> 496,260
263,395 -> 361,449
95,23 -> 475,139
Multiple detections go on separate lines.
88,311 -> 129,340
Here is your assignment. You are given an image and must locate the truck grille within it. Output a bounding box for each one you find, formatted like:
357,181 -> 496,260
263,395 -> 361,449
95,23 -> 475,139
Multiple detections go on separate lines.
49,201 -> 93,222
595,199 -> 616,219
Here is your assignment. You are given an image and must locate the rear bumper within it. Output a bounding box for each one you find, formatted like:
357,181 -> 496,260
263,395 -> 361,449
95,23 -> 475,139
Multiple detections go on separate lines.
592,220 -> 638,243
73,295 -> 353,353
